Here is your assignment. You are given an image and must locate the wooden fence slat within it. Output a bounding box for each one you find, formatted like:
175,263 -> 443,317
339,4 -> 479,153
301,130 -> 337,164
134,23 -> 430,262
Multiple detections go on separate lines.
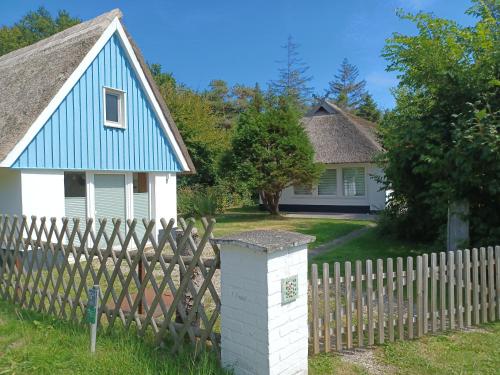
464,249 -> 472,327
487,247 -> 495,322
397,257 -> 404,340
480,247 -> 487,323
366,259 -> 374,346
456,250 -> 463,329
387,258 -> 394,342
439,252 -> 446,332
496,246 -> 500,321
377,259 -> 384,344
13,217 -> 36,305
407,257 -> 414,339
323,263 -> 331,352
472,248 -> 480,325
0,216 -> 16,299
7,218 -> 21,300
422,254 -> 429,334
334,262 -> 342,351
19,217 -> 46,307
416,256 -> 423,337
355,260 -> 363,347
345,262 -> 353,349
448,251 -> 455,330
311,264 -> 320,354
27,219 -> 56,311
430,253 -> 437,333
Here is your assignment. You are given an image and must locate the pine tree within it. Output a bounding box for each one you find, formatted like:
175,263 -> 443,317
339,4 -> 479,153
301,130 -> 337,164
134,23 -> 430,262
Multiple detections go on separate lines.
326,58 -> 366,109
269,35 -> 313,107
356,93 -> 381,122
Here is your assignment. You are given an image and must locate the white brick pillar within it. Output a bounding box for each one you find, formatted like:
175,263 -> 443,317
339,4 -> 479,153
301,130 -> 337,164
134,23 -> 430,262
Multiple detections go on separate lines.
215,230 -> 315,375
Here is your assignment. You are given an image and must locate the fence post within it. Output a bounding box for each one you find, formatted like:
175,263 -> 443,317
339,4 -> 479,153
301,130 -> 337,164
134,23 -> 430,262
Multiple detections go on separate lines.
215,230 -> 314,375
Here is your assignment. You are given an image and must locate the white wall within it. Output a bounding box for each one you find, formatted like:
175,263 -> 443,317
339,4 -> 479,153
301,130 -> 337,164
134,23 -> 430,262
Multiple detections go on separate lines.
280,162 -> 386,211
151,172 -> 177,237
0,169 -> 177,240
20,170 -> 65,219
366,165 -> 386,211
0,168 -> 22,216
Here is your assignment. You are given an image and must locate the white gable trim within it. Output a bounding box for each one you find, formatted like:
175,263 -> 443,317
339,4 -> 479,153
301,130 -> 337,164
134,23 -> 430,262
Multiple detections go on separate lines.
0,17 -> 190,172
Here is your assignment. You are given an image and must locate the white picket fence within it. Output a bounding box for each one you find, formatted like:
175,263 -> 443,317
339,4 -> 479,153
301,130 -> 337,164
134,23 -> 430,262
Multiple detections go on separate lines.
309,247 -> 500,353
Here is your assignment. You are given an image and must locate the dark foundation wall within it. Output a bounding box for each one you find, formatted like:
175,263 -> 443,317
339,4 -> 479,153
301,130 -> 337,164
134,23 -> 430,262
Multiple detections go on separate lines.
260,204 -> 372,214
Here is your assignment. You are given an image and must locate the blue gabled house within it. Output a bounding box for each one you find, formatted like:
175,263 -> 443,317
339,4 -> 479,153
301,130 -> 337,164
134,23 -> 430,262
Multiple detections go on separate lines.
0,9 -> 194,240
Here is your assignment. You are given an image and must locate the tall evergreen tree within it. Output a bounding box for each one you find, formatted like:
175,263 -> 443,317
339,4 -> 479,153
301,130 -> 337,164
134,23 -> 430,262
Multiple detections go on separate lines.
228,95 -> 322,215
356,93 -> 381,122
269,35 -> 313,107
326,58 -> 366,109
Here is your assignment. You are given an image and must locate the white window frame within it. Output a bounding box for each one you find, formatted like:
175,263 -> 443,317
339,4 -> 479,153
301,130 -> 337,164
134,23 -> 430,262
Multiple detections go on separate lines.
293,184 -> 314,196
103,86 -> 127,129
342,166 -> 366,197
85,171 -> 154,249
317,168 -> 337,197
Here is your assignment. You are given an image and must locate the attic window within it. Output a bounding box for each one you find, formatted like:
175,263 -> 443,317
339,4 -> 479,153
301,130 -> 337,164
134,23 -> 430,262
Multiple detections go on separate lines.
315,106 -> 330,115
104,87 -> 126,128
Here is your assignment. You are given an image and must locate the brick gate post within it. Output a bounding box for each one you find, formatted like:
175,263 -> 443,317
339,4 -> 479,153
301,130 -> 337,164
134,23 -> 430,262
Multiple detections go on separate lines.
215,230 -> 314,375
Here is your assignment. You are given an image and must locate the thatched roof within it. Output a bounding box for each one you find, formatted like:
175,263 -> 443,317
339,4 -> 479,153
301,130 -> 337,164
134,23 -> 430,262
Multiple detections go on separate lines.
0,9 -> 194,172
302,101 -> 381,164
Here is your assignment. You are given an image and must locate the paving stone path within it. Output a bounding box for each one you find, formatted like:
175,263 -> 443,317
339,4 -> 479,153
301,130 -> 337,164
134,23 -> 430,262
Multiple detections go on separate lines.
308,224 -> 376,260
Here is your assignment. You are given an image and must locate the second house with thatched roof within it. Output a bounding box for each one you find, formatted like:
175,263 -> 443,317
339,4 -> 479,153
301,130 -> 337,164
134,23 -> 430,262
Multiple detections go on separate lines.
279,101 -> 386,213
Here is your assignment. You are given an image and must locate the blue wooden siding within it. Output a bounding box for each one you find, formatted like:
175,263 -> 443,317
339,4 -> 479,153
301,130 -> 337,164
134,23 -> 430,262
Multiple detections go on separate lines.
12,33 -> 182,172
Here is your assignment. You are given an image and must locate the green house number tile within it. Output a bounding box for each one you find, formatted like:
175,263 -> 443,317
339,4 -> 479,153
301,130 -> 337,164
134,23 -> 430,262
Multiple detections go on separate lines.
86,306 -> 97,324
281,275 -> 298,304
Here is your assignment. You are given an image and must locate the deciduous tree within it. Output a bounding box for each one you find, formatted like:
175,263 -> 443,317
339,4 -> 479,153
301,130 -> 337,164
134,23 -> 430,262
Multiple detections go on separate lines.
379,0 -> 500,244
0,7 -> 80,56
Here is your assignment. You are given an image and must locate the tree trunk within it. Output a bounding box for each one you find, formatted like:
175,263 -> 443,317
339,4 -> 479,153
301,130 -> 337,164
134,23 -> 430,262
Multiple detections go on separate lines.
261,190 -> 281,216
175,228 -> 203,327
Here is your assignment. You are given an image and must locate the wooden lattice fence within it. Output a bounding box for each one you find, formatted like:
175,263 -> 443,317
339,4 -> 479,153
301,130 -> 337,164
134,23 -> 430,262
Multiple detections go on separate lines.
0,214 -> 221,355
309,247 -> 500,354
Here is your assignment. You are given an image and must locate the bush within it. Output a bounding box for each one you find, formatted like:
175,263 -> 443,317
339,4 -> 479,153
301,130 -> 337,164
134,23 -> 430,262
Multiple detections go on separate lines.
376,194 -> 445,245
178,183 -> 253,217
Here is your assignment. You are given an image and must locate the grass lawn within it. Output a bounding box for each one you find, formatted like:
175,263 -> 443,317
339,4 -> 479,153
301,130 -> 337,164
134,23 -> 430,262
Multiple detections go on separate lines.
312,227 -> 431,266
0,301 -> 227,375
2,299 -> 497,375
309,353 -> 367,374
309,322 -> 500,374
197,207 -> 372,249
376,322 -> 500,374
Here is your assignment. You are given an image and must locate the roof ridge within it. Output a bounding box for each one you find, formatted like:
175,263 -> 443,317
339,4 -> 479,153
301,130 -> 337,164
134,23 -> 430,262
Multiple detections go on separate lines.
0,9 -> 122,67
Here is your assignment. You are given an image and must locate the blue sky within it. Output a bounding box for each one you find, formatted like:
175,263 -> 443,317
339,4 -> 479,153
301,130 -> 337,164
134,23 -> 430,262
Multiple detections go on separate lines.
1,0 -> 474,109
